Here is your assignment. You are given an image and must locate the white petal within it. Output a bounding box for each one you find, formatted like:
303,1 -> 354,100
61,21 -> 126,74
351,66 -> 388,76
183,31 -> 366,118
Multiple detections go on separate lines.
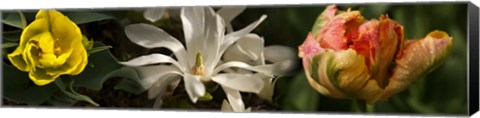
134,65 -> 183,90
233,34 -> 264,63
212,73 -> 264,93
150,76 -> 181,108
181,7 -> 206,67
144,8 -> 165,23
222,86 -> 245,112
124,23 -> 189,69
213,61 -> 274,76
119,54 -> 185,72
220,15 -> 267,55
223,43 -> 253,63
255,73 -> 274,101
264,45 -> 296,63
183,73 -> 206,103
217,6 -> 247,33
204,14 -> 226,74
148,75 -> 181,99
221,99 -> 234,112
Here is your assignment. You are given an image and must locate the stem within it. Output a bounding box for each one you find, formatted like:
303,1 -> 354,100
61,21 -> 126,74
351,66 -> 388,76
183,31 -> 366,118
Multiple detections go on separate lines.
352,99 -> 375,113
357,99 -> 367,112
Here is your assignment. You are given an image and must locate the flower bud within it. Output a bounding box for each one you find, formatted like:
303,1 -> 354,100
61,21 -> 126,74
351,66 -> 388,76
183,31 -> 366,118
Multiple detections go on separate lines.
299,5 -> 452,103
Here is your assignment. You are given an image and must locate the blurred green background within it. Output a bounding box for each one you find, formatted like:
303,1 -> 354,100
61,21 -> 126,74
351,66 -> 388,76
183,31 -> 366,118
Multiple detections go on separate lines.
234,3 -> 467,115
1,2 -> 468,115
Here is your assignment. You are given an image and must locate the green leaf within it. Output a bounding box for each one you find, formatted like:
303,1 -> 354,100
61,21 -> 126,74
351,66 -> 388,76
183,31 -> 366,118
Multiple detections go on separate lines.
3,30 -> 22,42
63,11 -> 116,24
2,11 -> 27,29
281,71 -> 320,111
54,77 -> 99,106
2,62 -> 58,105
112,67 -> 145,95
46,92 -> 78,106
2,42 -> 18,48
88,45 -> 112,54
73,42 -> 122,90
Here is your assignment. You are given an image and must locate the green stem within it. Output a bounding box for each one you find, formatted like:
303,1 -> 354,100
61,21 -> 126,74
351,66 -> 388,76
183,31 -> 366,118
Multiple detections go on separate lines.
352,99 -> 375,113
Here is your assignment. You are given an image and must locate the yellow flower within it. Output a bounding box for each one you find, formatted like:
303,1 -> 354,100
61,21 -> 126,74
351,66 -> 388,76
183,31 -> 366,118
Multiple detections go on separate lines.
7,10 -> 88,86
298,5 -> 453,104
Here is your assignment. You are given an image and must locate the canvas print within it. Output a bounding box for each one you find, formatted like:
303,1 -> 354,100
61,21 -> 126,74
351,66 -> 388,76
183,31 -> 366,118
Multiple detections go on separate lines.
1,2 -> 468,116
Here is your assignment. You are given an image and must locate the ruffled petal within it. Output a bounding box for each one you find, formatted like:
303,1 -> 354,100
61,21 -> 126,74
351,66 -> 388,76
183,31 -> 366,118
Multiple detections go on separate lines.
382,30 -> 452,100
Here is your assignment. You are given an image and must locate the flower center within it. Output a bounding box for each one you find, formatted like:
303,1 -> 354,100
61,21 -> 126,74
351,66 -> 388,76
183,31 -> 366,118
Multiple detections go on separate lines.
191,51 -> 205,76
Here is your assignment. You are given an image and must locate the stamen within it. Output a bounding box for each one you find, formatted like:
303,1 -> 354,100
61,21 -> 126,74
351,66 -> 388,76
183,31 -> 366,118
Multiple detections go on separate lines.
192,51 -> 205,76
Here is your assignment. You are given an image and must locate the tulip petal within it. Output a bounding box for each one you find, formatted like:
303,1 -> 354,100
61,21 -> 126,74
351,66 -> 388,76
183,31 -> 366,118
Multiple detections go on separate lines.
311,5 -> 338,36
119,54 -> 185,72
212,73 -> 264,93
143,8 -> 165,23
183,73 -> 206,103
299,33 -> 324,71
125,23 -> 189,69
330,49 -> 383,103
317,10 -> 364,51
7,18 -> 49,72
29,67 -> 59,86
382,30 -> 452,100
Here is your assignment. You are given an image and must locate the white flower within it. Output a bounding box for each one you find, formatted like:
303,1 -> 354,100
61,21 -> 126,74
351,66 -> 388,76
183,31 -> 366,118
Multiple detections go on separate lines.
119,7 -> 274,109
221,99 -> 252,112
218,7 -> 297,110
222,34 -> 297,102
143,8 -> 166,23
220,8 -> 297,102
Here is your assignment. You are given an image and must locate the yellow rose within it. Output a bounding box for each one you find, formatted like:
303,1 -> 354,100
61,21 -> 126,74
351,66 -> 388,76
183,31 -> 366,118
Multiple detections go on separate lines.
7,10 -> 88,86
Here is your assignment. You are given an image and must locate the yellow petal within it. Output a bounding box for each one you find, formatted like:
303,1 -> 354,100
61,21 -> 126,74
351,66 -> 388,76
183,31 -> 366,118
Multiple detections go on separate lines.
330,49 -> 383,103
29,67 -> 59,86
382,30 -> 453,100
7,18 -> 49,71
312,50 -> 350,99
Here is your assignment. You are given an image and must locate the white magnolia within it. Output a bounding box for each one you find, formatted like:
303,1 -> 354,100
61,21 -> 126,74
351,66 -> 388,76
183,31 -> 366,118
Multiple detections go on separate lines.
219,7 -> 297,110
222,34 -> 297,102
120,7 -> 278,110
221,99 -> 252,112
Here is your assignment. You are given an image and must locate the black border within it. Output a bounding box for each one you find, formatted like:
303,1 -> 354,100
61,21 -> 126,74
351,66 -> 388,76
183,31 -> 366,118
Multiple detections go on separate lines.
468,1 -> 479,116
